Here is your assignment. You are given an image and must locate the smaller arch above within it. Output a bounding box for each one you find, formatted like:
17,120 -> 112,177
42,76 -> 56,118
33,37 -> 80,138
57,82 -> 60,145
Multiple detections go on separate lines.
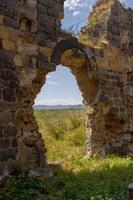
51,37 -> 94,65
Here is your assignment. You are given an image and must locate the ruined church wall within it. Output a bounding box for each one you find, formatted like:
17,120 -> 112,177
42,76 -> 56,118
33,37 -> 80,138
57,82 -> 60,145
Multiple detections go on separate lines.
86,68 -> 133,157
0,0 -> 133,178
78,0 -> 133,157
0,0 -> 65,176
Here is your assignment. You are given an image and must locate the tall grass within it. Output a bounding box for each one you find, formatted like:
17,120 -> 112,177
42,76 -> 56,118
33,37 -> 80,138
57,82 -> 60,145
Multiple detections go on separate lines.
46,112 -> 85,141
34,109 -> 86,162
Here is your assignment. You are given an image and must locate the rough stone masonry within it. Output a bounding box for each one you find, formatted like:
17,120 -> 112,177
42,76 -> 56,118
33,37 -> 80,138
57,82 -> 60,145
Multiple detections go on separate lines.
0,0 -> 133,177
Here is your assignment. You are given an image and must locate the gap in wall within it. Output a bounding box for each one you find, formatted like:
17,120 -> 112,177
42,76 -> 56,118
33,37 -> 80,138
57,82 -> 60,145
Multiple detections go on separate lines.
34,65 -> 86,164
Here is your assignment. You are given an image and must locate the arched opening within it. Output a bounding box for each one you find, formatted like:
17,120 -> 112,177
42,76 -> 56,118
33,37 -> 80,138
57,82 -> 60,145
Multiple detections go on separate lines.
32,38 -> 100,166
15,38 -> 103,175
34,65 -> 86,163
50,38 -> 107,158
34,66 -> 84,107
51,38 -> 98,105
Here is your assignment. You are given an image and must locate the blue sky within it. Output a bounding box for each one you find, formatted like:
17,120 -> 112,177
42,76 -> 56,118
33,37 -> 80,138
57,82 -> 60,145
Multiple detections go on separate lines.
35,0 -> 133,105
35,66 -> 83,105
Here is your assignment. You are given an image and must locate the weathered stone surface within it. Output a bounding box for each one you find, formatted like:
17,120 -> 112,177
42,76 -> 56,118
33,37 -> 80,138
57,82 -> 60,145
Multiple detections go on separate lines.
4,126 -> 17,137
0,149 -> 16,161
4,17 -> 18,29
0,138 -> 10,148
0,0 -> 133,187
3,88 -> 15,102
0,112 -> 13,123
2,40 -> 15,51
78,0 -> 133,157
11,138 -> 18,147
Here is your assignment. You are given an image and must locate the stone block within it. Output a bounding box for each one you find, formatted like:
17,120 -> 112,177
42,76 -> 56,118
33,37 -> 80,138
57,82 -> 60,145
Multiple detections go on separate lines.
0,60 -> 10,69
128,183 -> 133,200
127,143 -> 133,152
14,55 -> 23,66
0,50 -> 14,61
128,42 -> 133,56
38,0 -> 54,7
18,44 -> 38,56
48,8 -> 64,19
0,148 -> 16,161
4,126 -> 17,137
37,54 -> 48,68
0,0 -> 7,8
1,70 -> 13,80
37,4 -> 47,14
2,40 -> 15,51
0,111 -> 13,123
0,161 -> 6,176
3,88 -> 15,102
4,17 -> 18,29
12,138 -> 18,147
0,138 -> 10,148
0,15 -> 5,24
0,27 -> 10,40
7,0 -> 16,10
0,127 -> 3,137
38,14 -> 56,29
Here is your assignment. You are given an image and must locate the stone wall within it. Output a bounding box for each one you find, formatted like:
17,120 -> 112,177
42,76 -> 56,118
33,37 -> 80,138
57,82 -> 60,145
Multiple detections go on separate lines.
0,0 -> 133,179
0,0 -> 65,177
79,0 -> 133,157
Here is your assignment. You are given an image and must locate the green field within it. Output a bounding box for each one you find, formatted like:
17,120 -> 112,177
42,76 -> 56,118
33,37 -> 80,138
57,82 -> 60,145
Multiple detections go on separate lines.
1,109 -> 133,200
35,109 -> 86,163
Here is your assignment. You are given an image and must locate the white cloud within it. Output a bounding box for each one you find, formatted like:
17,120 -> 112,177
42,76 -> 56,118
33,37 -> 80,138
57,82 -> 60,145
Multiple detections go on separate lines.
46,74 -> 56,79
35,98 -> 82,105
46,81 -> 60,86
46,75 -> 52,79
64,0 -> 89,10
119,0 -> 125,3
89,4 -> 93,12
73,11 -> 81,16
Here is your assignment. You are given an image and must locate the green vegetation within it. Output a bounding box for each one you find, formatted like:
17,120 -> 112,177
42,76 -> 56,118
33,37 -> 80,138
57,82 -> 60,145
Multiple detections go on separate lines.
35,109 -> 86,161
1,109 -> 133,200
89,0 -> 117,27
79,0 -> 116,48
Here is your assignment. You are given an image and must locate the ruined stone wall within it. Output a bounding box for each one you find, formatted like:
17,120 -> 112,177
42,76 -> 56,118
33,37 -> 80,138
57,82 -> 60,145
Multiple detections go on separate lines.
0,0 -> 65,177
79,0 -> 133,157
85,69 -> 133,157
0,0 -> 133,179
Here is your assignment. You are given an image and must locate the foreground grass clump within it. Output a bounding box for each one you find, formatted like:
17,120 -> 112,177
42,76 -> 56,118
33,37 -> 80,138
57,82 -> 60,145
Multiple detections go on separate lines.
1,109 -> 133,200
0,156 -> 133,200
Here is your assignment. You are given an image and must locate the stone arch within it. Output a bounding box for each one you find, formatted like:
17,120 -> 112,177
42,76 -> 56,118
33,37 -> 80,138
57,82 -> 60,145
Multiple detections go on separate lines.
51,37 -> 94,67
51,38 -> 98,104
50,38 -> 107,157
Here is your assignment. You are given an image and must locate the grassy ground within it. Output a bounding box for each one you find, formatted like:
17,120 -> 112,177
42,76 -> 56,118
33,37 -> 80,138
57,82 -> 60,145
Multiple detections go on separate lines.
0,109 -> 133,200
35,109 -> 86,162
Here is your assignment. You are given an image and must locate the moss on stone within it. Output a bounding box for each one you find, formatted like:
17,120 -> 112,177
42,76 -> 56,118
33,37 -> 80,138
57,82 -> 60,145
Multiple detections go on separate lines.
79,0 -> 118,47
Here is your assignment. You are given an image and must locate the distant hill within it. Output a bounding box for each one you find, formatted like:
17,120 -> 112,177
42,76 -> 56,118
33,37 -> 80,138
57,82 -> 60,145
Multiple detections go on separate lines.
33,104 -> 85,110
